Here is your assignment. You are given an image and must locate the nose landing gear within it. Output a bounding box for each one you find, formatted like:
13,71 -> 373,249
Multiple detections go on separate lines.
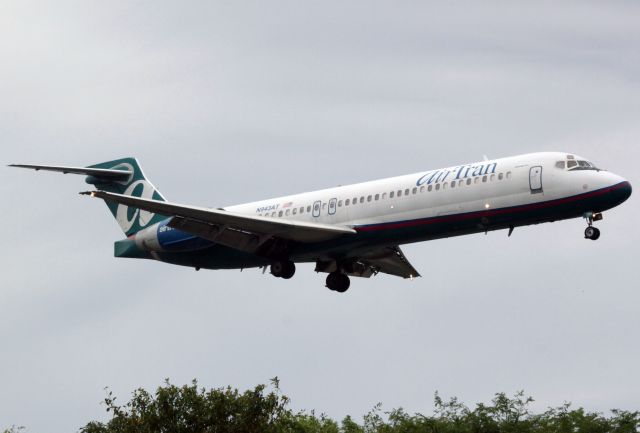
584,212 -> 602,241
584,226 -> 600,240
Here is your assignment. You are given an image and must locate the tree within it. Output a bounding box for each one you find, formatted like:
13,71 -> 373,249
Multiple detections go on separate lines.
78,381 -> 640,433
81,378 -> 291,433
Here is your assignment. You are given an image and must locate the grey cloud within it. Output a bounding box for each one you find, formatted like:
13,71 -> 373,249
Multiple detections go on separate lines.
1,1 -> 639,432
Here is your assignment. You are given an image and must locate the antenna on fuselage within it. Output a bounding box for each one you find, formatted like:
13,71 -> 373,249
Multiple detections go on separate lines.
483,155 -> 489,161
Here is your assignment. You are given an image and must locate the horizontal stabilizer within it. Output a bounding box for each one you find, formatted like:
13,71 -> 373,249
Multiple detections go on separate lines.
8,164 -> 132,179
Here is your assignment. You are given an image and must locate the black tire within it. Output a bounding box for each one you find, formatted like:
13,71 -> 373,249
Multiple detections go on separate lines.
270,261 -> 284,277
591,227 -> 601,241
326,272 -> 350,292
325,272 -> 339,290
584,226 -> 596,239
280,261 -> 296,279
335,274 -> 350,293
271,260 -> 295,278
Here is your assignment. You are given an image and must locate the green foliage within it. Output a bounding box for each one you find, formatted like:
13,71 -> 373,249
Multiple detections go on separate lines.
78,381 -> 640,433
80,378 -> 290,433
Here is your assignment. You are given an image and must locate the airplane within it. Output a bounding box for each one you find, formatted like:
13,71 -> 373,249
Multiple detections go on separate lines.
9,152 -> 631,293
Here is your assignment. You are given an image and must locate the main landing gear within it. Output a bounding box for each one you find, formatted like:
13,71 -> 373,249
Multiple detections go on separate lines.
269,260 -> 351,292
270,260 -> 296,279
326,271 -> 350,293
584,212 -> 602,241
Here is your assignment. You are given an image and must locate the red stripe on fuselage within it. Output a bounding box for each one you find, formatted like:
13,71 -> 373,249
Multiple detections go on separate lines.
356,181 -> 628,232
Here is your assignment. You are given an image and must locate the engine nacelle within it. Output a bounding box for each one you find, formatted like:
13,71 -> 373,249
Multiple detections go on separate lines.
134,220 -> 213,252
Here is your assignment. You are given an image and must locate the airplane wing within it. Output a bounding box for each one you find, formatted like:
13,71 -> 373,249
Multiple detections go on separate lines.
359,245 -> 420,278
9,164 -> 132,180
315,245 -> 420,279
83,190 -> 356,248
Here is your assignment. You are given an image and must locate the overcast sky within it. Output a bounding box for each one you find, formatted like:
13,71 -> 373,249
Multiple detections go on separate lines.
1,1 -> 639,431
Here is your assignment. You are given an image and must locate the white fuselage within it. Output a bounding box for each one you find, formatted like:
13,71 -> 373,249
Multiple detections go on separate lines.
226,152 -> 628,236
127,151 -> 630,272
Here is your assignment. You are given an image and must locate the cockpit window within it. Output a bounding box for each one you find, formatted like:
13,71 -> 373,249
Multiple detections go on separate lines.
560,158 -> 600,171
571,160 -> 599,170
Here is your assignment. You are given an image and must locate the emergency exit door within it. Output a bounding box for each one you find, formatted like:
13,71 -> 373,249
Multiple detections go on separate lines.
529,166 -> 543,193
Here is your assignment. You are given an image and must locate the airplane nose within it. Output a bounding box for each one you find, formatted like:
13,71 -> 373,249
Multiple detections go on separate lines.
620,180 -> 632,201
611,180 -> 632,205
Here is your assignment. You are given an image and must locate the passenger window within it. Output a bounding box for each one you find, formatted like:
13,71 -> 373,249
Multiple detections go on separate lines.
322,203 -> 327,210
390,191 -> 395,198
466,178 -> 471,185
292,208 -> 297,215
307,206 -> 312,213
458,180 -> 464,187
405,189 -> 410,196
412,187 -> 417,194
285,209 -> 290,216
567,160 -> 577,168
345,199 -> 350,206
338,200 -> 343,207
555,161 -> 565,169
436,183 -> 440,191
498,173 -> 503,180
279,211 -> 283,217
474,177 -> 480,184
482,175 -> 488,182
300,207 -> 304,214
451,181 -> 456,188
420,186 -> 425,193
428,185 -> 433,192
367,195 -> 372,202
271,212 -> 276,217
382,192 -> 387,199
506,171 -> 512,179
360,196 -> 365,204
443,182 -> 448,189
397,190 -> 402,197
375,194 -> 379,201
490,174 -> 495,181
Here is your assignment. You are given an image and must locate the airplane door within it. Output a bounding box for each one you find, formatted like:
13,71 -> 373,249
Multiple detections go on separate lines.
312,200 -> 321,217
328,198 -> 337,215
529,166 -> 543,193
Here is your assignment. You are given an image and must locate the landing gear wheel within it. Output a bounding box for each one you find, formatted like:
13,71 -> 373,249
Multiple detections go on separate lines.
584,226 -> 600,240
271,260 -> 296,278
326,272 -> 350,293
280,261 -> 296,279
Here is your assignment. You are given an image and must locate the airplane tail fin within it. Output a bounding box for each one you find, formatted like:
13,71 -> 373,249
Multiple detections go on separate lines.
86,158 -> 167,236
